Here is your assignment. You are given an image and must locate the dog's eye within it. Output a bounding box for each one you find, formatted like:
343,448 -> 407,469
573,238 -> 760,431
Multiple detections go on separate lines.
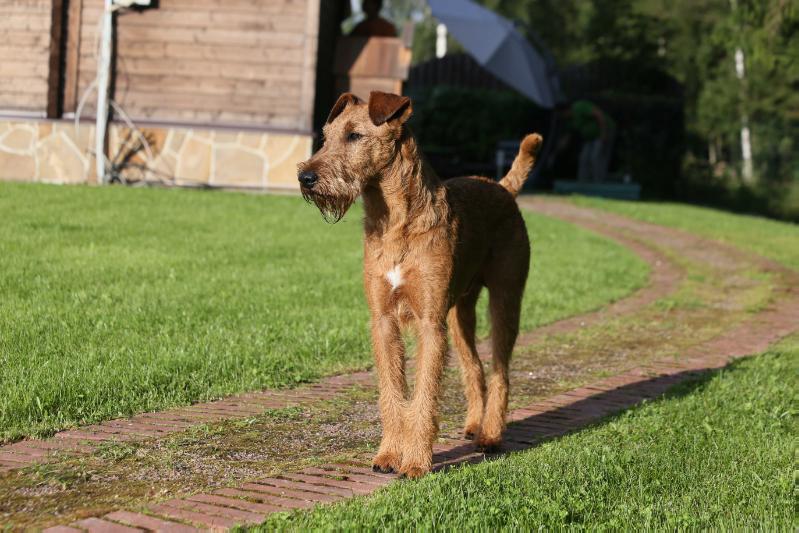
347,131 -> 363,142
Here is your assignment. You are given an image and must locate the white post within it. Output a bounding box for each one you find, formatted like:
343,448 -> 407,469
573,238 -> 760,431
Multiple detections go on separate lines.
734,47 -> 753,183
95,0 -> 113,184
436,23 -> 447,58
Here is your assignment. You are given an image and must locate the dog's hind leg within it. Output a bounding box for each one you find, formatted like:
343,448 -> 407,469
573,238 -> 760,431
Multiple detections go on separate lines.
477,241 -> 529,451
448,285 -> 485,438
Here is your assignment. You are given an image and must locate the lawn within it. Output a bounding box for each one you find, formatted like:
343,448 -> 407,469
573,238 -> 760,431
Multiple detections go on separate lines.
572,196 -> 799,271
253,335 -> 798,530
243,197 -> 799,530
0,183 -> 647,443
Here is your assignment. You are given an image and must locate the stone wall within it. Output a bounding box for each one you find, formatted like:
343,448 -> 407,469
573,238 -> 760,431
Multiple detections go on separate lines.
0,119 -> 310,190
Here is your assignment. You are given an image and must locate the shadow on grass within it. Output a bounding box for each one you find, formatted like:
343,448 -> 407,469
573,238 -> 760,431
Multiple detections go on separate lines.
430,363 -> 721,472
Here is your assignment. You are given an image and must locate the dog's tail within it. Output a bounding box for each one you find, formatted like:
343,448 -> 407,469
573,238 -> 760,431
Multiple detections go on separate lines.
499,133 -> 543,198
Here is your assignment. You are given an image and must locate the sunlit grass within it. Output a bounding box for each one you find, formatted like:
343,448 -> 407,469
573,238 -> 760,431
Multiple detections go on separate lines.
572,196 -> 799,271
0,183 -> 646,442
253,336 -> 798,530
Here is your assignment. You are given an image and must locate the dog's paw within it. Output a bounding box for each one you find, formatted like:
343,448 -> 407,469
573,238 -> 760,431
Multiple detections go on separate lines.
398,465 -> 428,480
372,451 -> 400,474
463,423 -> 481,440
474,434 -> 502,453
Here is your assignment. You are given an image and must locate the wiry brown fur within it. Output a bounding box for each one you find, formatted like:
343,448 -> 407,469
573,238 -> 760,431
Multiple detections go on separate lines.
298,91 -> 542,478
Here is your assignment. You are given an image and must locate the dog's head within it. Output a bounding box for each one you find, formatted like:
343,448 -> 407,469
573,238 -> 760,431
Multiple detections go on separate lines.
297,91 -> 412,223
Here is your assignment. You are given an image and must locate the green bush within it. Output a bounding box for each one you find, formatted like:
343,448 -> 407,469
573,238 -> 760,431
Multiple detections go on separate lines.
679,155 -> 799,222
408,86 -> 549,164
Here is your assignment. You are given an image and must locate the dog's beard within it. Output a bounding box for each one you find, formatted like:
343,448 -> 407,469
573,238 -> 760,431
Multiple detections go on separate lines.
301,187 -> 358,224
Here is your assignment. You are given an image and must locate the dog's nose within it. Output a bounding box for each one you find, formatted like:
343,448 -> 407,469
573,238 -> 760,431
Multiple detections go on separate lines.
298,170 -> 318,189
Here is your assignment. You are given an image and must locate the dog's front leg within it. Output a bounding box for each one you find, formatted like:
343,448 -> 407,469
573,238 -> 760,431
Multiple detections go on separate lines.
401,316 -> 448,479
370,314 -> 407,473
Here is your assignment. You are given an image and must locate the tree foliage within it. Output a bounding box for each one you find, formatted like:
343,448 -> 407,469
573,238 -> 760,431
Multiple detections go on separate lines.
389,0 -> 798,216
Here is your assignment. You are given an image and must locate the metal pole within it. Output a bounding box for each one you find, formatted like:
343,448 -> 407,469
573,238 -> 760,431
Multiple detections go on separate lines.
95,0 -> 113,184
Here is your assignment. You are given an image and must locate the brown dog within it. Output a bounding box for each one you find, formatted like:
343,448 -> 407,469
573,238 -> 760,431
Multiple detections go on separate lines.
298,91 -> 542,478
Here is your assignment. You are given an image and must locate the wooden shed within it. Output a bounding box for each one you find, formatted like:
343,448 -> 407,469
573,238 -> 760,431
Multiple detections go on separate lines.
0,0 -> 407,189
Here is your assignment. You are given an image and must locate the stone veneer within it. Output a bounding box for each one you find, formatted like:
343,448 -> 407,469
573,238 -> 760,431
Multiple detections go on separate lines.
0,119 -> 310,189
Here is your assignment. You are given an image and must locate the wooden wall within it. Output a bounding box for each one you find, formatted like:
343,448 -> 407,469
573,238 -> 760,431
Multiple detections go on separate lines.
0,0 -> 54,114
67,0 -> 320,131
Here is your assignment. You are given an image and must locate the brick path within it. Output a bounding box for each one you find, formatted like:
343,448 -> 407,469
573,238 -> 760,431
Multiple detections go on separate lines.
0,200 -> 683,476
2,198 -> 797,532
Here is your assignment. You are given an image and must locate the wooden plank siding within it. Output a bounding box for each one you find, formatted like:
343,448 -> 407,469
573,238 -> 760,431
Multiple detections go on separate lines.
0,0 -> 54,114
46,0 -> 66,117
70,0 -> 320,131
62,0 -> 83,114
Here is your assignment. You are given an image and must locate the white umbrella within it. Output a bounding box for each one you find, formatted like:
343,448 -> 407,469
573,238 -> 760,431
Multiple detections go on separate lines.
428,0 -> 557,108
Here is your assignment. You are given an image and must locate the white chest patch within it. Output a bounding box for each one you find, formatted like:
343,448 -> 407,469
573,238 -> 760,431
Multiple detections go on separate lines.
385,265 -> 403,291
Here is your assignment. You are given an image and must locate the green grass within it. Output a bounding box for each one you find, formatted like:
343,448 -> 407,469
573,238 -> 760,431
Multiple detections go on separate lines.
571,196 -> 799,271
0,183 -> 646,442
253,336 -> 799,531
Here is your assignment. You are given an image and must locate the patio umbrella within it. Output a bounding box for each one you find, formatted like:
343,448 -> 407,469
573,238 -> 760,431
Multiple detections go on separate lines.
427,0 -> 558,108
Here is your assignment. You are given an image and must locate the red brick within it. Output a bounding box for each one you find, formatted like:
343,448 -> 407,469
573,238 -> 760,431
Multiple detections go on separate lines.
73,426 -> 154,440
103,510 -> 199,533
4,442 -> 53,457
72,517 -> 144,532
205,401 -> 265,415
433,452 -> 484,469
213,487 -> 313,510
284,472 -> 370,495
152,410 -> 222,423
301,466 -> 379,491
235,394 -> 297,408
505,426 -> 559,440
335,463 -> 396,479
148,503 -> 237,529
599,373 -> 647,387
269,391 -> 319,402
128,416 -> 194,429
168,409 -> 226,422
509,406 -> 550,417
432,442 -> 459,453
102,420 -> 173,434
188,493 -> 283,514
222,399 -> 279,411
540,394 -> 577,406
184,406 -> 254,418
254,392 -> 303,404
514,417 -> 573,431
306,384 -> 349,394
437,436 -> 472,446
0,452 -> 36,465
97,422 -> 165,437
164,498 -> 265,524
243,481 -> 341,503
15,439 -> 96,453
55,430 -> 116,442
293,389 -> 336,399
316,468 -> 392,486
563,387 -> 598,399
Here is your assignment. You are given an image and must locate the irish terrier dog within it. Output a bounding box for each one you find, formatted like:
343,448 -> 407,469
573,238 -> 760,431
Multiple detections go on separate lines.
298,91 -> 542,478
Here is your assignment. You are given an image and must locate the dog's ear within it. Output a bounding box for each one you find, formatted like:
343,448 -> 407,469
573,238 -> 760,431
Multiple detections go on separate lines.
368,91 -> 412,126
326,93 -> 363,124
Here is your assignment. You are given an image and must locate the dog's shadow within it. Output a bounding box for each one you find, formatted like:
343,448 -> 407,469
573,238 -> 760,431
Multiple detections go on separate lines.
428,366 -> 715,473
